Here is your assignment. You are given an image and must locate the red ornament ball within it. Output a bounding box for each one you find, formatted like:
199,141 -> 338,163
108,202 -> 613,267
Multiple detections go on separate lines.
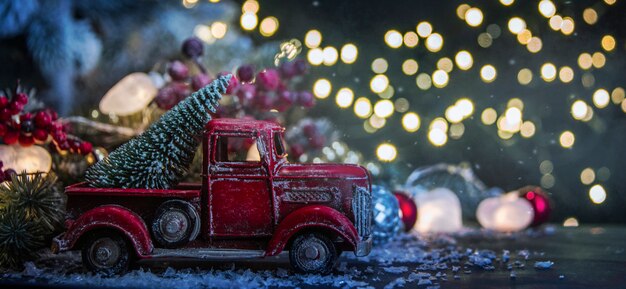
256,69 -> 280,91
393,191 -> 418,231
518,186 -> 552,227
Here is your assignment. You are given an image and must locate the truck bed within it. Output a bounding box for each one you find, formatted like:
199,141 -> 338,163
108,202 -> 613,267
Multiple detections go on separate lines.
65,182 -> 201,198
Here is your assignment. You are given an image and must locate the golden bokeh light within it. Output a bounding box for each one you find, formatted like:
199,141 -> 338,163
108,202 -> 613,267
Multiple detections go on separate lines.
538,0 -> 556,18
480,65 -> 497,83
416,21 -> 433,37
210,21 -> 228,39
428,129 -> 448,147
445,105 -> 464,123
369,115 -> 386,129
378,85 -> 395,99
457,4 -> 470,19
437,57 -> 454,73
541,174 -> 555,188
465,7 -> 484,27
395,98 -> 410,113
335,87 -> 354,108
563,217 -> 579,227
307,48 -> 323,66
242,0 -> 259,13
432,70 -> 449,88
402,112 -> 421,132
592,52 -> 606,68
559,131 -> 575,148
558,66 -> 574,83
612,87 -> 625,104
549,15 -> 563,31
374,99 -> 394,118
403,31 -> 419,48
313,78 -> 332,99
416,73 -> 432,90
580,168 -> 595,185
593,89 -> 610,108
561,17 -> 575,35
583,8 -> 598,25
376,143 -> 397,162
499,0 -> 515,6
425,33 -> 444,52
518,68 -> 533,85
305,30 -> 322,48
508,17 -> 526,34
527,37 -> 542,53
370,74 -> 389,93
455,50 -> 473,70
371,58 -> 389,74
450,123 -> 465,139
578,53 -> 592,69
571,100 -> 589,120
601,35 -> 616,51
540,63 -> 557,82
354,97 -> 372,118
604,0 -> 616,4
240,12 -> 258,31
517,29 -> 532,45
340,43 -> 358,64
520,121 -> 536,138
478,33 -> 493,48
481,108 -> 497,125
589,185 -> 606,204
322,46 -> 338,66
508,98 -> 524,110
384,30 -> 403,48
259,17 -> 279,37
402,59 -> 419,75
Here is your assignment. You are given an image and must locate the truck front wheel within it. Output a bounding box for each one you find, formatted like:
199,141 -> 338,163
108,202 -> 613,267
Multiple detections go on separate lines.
82,230 -> 132,276
289,232 -> 338,274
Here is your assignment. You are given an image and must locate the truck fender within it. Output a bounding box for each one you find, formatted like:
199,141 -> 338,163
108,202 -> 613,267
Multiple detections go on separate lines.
64,205 -> 153,257
265,205 -> 359,256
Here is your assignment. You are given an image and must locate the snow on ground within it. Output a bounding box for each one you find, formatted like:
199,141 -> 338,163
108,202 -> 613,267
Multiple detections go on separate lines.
1,227 -> 555,289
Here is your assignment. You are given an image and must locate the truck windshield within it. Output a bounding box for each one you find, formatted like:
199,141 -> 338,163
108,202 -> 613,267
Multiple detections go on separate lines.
274,132 -> 286,157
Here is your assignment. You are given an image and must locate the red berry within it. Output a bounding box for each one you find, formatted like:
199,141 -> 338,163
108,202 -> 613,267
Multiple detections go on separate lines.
155,82 -> 189,110
256,69 -> 280,91
279,61 -> 297,78
34,111 -> 51,128
254,90 -> 273,110
48,109 -> 58,120
236,83 -> 256,103
297,91 -> 315,108
33,128 -> 48,142
218,72 -> 239,94
191,73 -> 212,91
19,113 -> 31,122
18,134 -> 34,146
58,140 -> 70,150
0,96 -> 8,109
8,101 -> 23,115
79,141 -> 93,155
15,93 -> 28,105
168,60 -> 189,81
0,124 -> 6,137
237,65 -> 255,82
3,130 -> 19,144
310,135 -> 326,149
48,122 -> 64,134
0,108 -> 10,121
275,90 -> 294,112
290,144 -> 304,158
303,123 -> 317,138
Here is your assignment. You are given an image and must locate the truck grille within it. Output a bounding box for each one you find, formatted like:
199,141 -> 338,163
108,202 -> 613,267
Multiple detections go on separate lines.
352,186 -> 372,237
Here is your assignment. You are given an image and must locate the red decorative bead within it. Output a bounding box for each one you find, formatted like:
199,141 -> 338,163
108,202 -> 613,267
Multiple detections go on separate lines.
18,134 -> 34,146
289,144 -> 304,159
19,112 -> 31,122
0,123 -> 6,137
236,65 -> 255,82
218,72 -> 239,94
0,108 -> 11,121
8,101 -> 23,115
168,60 -> 189,81
279,61 -> 297,78
275,90 -> 294,112
15,93 -> 28,105
3,130 -> 19,144
79,141 -> 93,155
253,90 -> 273,110
191,73 -> 212,91
297,91 -> 315,108
518,186 -> 552,227
256,69 -> 280,91
33,128 -> 48,142
0,96 -> 8,109
393,191 -> 418,231
310,135 -> 326,149
302,123 -> 317,138
34,111 -> 52,128
4,169 -> 16,181
236,83 -> 256,103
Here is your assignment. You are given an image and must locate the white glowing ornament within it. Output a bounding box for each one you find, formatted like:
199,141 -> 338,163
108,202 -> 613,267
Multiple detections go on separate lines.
414,188 -> 463,233
476,193 -> 534,232
0,144 -> 52,173
99,72 -> 158,116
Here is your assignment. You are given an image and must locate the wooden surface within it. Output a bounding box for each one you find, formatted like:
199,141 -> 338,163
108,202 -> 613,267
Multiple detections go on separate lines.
2,225 -> 625,288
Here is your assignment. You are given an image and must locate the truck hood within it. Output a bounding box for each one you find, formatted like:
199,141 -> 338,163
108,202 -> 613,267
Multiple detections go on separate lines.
275,163 -> 369,179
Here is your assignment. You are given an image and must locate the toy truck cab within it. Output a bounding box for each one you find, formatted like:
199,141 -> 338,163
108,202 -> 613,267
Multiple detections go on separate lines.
54,118 -> 372,275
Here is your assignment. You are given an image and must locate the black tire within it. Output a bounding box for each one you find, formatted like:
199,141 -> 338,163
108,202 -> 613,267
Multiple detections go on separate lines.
152,200 -> 200,248
82,230 -> 132,276
289,232 -> 338,274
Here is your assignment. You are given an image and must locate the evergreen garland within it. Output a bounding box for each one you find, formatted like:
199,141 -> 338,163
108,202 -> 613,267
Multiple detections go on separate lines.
85,75 -> 230,189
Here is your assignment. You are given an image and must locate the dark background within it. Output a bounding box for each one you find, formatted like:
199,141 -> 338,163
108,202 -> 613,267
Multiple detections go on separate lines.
241,0 -> 626,223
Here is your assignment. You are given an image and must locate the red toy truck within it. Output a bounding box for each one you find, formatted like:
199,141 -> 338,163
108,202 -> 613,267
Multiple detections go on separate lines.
52,118 -> 372,275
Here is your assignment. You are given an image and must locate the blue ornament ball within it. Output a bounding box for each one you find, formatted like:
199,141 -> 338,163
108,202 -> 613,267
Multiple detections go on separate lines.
371,185 -> 402,245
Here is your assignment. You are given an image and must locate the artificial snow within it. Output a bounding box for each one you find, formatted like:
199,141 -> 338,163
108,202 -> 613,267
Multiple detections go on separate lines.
534,261 -> 554,270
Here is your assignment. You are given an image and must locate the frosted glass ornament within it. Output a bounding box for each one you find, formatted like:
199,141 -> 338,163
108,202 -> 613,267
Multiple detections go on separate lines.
477,193 -> 534,232
415,187 -> 463,233
0,144 -> 52,173
99,72 -> 158,116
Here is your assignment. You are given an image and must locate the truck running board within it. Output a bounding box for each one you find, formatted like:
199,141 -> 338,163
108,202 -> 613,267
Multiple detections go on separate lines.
150,248 -> 266,260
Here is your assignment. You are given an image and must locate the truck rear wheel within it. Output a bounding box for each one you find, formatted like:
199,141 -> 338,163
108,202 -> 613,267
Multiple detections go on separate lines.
289,232 -> 338,274
82,230 -> 132,276
152,200 -> 200,248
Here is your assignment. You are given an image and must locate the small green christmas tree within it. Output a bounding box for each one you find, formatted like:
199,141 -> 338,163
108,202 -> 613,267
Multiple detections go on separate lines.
86,75 -> 230,189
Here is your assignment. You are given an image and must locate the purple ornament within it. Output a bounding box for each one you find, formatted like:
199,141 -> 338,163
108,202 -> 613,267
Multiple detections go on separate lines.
294,59 -> 309,75
297,91 -> 315,108
181,37 -> 204,58
191,74 -> 212,91
168,61 -> 189,81
279,61 -> 297,78
237,65 -> 255,82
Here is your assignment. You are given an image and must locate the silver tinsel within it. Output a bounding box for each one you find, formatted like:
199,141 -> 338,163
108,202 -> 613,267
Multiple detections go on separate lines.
371,185 -> 402,245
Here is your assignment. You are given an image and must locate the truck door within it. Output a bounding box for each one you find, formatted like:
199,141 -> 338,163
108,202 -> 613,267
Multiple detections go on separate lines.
208,132 -> 273,237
